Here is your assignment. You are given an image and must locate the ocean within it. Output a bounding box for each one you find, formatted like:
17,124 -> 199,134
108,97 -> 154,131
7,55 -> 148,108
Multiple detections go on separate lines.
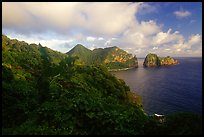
111,57 -> 202,115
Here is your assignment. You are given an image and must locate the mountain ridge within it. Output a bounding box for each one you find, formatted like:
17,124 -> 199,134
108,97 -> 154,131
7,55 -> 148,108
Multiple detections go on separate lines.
2,34 -> 202,135
66,44 -> 138,69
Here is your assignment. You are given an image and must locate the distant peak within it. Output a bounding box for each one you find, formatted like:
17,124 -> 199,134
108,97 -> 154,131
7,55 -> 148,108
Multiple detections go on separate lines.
38,43 -> 42,47
75,44 -> 86,48
75,44 -> 83,46
112,46 -> 118,48
110,46 -> 119,49
104,46 -> 119,50
66,44 -> 92,54
73,44 -> 91,50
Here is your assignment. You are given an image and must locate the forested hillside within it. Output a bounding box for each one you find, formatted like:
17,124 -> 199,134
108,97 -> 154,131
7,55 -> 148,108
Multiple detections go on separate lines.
2,35 -> 202,135
67,44 -> 138,70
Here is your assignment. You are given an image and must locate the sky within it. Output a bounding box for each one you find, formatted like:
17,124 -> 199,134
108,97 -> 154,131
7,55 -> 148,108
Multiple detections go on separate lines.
2,2 -> 202,57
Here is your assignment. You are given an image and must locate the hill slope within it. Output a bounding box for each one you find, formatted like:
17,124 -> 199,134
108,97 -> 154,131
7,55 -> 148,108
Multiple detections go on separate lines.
67,44 -> 92,65
2,35 -> 146,135
2,34 -> 67,68
67,45 -> 138,70
2,35 -> 201,135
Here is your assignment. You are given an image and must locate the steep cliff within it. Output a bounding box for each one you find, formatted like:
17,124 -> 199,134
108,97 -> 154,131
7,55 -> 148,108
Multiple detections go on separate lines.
143,53 -> 179,67
143,53 -> 160,67
67,45 -> 138,69
159,56 -> 179,66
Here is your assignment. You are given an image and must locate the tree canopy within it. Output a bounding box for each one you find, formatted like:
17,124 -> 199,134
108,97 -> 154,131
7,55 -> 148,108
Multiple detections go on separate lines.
2,35 -> 201,135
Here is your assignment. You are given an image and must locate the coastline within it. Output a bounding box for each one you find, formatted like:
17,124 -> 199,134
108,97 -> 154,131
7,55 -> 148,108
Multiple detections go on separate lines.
108,67 -> 137,72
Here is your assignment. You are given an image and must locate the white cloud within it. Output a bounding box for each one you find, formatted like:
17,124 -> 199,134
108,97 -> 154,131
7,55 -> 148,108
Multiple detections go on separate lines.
176,48 -> 181,52
2,2 -> 141,36
86,36 -> 96,42
2,2 -> 202,57
150,34 -> 202,57
6,33 -> 75,53
118,19 -> 161,51
152,29 -> 184,46
134,48 -> 142,54
111,38 -> 117,40
153,47 -> 158,50
174,10 -> 191,18
188,34 -> 201,45
139,20 -> 161,35
104,40 -> 111,46
98,37 -> 104,40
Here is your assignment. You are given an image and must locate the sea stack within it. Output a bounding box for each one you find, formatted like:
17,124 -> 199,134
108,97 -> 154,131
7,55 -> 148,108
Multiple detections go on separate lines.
143,53 -> 160,67
143,53 -> 179,67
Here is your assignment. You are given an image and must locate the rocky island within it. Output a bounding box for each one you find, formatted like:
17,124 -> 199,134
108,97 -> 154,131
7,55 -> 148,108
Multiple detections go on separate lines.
143,53 -> 179,67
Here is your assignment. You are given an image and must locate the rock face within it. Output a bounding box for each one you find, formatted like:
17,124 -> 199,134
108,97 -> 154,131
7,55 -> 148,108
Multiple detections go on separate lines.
143,53 -> 179,67
67,45 -> 138,69
159,56 -> 179,66
143,53 -> 160,67
101,46 -> 138,69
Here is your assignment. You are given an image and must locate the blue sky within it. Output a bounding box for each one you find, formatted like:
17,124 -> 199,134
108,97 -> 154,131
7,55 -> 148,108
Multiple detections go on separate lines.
2,2 -> 202,57
137,2 -> 202,38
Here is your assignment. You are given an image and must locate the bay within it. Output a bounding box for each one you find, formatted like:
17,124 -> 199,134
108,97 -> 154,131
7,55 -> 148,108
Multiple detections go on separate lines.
111,57 -> 202,115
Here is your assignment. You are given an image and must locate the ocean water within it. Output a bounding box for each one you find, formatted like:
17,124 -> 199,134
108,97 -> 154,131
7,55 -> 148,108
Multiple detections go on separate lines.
111,57 -> 202,115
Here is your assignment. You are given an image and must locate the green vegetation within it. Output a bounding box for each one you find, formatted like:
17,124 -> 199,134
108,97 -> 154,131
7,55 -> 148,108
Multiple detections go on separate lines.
143,53 -> 160,67
143,53 -> 179,67
159,56 -> 179,65
67,45 -> 138,69
67,44 -> 92,65
2,35 -> 201,135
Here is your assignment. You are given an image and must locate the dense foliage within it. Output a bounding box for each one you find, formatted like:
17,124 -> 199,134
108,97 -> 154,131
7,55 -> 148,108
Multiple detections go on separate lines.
66,44 -> 92,65
143,53 -> 160,67
67,45 -> 138,69
159,56 -> 179,65
2,35 -> 202,135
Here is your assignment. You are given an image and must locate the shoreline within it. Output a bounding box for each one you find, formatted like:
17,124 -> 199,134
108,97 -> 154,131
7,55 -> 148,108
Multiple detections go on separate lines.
108,67 -> 137,72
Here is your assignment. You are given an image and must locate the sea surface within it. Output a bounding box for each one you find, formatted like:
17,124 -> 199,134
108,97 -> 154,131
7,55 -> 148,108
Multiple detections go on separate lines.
111,57 -> 202,115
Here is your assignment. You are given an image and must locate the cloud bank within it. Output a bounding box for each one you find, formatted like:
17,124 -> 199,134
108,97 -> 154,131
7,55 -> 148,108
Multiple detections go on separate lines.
2,2 -> 202,57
